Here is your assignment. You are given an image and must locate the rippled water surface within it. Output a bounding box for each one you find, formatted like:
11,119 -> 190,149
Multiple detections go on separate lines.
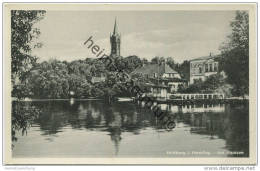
12,100 -> 249,158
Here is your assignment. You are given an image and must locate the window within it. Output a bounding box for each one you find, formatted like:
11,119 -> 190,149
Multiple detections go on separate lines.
214,63 -> 218,71
205,64 -> 208,72
209,64 -> 213,72
199,67 -> 202,73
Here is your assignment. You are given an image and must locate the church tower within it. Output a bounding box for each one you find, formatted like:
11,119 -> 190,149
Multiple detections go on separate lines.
110,18 -> 121,57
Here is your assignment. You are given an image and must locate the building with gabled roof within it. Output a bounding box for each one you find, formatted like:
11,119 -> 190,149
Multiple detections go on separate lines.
131,62 -> 186,96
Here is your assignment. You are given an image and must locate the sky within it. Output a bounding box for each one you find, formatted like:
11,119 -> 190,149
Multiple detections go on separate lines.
31,11 -> 236,63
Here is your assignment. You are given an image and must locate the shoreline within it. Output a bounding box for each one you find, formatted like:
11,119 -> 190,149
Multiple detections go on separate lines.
11,98 -> 103,102
12,96 -> 249,103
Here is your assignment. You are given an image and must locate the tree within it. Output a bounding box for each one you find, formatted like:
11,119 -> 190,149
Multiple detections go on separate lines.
12,101 -> 41,148
28,60 -> 70,98
122,55 -> 142,73
220,11 -> 249,96
141,58 -> 148,66
151,56 -> 165,64
11,10 -> 46,98
174,60 -> 190,81
180,73 -> 232,96
166,57 -> 175,69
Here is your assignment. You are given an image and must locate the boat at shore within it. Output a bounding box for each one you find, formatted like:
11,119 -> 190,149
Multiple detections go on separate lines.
117,97 -> 134,102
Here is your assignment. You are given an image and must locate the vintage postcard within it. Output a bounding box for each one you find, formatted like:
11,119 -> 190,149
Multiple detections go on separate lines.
3,3 -> 257,164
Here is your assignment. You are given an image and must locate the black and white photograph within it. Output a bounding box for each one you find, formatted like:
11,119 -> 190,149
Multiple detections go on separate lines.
3,3 -> 257,165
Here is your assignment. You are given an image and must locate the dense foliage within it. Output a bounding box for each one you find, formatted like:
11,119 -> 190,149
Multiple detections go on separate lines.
11,10 -> 46,99
18,56 -> 138,99
16,55 -> 192,99
12,101 -> 41,147
11,10 -> 46,146
220,11 -> 249,96
179,73 -> 233,97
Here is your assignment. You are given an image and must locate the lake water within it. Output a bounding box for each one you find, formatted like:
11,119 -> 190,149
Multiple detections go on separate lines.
12,100 -> 249,158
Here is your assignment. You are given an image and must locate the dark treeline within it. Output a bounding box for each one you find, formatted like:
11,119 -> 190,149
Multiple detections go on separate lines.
13,55 -> 190,99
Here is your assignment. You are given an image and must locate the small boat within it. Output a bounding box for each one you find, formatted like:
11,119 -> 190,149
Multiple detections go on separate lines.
117,97 -> 133,102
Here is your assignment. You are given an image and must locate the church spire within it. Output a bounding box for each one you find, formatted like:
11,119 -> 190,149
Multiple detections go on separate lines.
110,17 -> 120,57
113,18 -> 118,35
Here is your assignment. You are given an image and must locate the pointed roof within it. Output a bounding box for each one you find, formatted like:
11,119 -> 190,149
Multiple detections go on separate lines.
113,18 -> 118,35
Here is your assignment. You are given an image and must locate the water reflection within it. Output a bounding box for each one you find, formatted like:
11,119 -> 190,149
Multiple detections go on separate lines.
12,100 -> 249,157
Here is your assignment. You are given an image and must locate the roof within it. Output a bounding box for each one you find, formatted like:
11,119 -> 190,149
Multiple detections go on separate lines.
190,55 -> 218,62
131,63 -> 179,77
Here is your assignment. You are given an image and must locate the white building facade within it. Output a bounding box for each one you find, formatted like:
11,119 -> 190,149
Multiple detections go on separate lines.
189,55 -> 219,84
